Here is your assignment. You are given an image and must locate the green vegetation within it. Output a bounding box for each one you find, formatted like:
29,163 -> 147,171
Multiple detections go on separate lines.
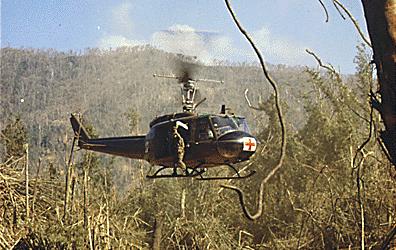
1,44 -> 393,249
1,114 -> 28,160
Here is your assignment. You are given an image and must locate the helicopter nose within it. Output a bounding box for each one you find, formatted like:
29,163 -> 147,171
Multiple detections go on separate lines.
240,137 -> 258,152
217,133 -> 258,158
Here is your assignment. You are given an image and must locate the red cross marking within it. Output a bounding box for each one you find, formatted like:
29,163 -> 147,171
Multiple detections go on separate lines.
245,138 -> 256,151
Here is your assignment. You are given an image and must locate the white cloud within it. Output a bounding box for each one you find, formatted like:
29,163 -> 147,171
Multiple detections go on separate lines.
99,34 -> 145,49
208,26 -> 312,66
168,24 -> 196,32
97,2 -> 145,50
149,24 -> 309,66
112,2 -> 134,34
251,26 -> 309,65
211,36 -> 250,60
151,25 -> 215,64
98,4 -> 310,67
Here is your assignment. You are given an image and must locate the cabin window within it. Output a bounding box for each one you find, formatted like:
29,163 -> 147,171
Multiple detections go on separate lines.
153,126 -> 169,158
147,128 -> 155,140
211,116 -> 238,137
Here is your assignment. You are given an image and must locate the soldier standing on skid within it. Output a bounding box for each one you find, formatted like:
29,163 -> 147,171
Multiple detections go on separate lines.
172,124 -> 188,175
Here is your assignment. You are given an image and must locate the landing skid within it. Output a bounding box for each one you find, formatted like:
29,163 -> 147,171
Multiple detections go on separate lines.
196,164 -> 256,180
146,167 -> 206,179
146,164 -> 256,180
196,169 -> 256,180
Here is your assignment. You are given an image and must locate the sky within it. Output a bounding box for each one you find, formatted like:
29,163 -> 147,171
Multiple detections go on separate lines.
1,0 -> 370,74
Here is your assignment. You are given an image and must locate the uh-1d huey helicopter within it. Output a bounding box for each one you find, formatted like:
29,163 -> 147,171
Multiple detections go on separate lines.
70,62 -> 258,180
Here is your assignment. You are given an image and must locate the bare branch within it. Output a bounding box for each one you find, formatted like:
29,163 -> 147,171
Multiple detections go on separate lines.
223,0 -> 287,220
314,0 -> 371,47
352,104 -> 374,170
317,0 -> 330,22
333,0 -> 346,19
355,150 -> 373,250
218,162 -> 254,194
332,0 -> 372,47
306,49 -> 335,73
244,89 -> 263,111
64,137 -> 77,219
25,144 -> 29,220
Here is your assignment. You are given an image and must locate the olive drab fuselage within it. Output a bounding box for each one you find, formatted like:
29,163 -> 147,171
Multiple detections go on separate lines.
143,112 -> 257,169
70,111 -> 258,171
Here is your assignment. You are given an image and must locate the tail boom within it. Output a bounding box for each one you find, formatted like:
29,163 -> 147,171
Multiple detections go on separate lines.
70,114 -> 146,159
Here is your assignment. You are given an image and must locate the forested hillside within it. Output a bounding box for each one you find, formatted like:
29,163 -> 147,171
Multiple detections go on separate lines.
1,45 -> 307,161
0,45 -> 310,195
2,45 -> 394,249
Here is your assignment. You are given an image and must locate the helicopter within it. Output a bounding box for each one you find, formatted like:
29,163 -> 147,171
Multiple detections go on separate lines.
70,62 -> 258,180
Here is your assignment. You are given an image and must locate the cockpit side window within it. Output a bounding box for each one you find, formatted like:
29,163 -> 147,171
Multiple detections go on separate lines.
234,117 -> 251,134
195,118 -> 214,141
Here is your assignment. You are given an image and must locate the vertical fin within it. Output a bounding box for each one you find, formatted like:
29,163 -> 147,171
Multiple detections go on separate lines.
70,113 -> 91,141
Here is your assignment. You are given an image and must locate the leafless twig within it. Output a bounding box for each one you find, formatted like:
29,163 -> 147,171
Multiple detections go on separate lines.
244,89 -> 263,111
25,144 -> 29,220
306,49 -> 336,73
222,0 -> 287,220
332,0 -> 372,47
317,0 -> 329,22
315,0 -> 371,47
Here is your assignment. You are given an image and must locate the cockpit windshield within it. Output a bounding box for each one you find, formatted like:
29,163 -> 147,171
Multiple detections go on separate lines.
234,117 -> 251,134
211,116 -> 239,137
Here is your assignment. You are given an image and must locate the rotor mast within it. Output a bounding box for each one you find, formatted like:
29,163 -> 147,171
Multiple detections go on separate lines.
153,74 -> 223,112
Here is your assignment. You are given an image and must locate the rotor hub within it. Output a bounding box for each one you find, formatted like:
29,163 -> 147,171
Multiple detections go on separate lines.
181,80 -> 197,112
